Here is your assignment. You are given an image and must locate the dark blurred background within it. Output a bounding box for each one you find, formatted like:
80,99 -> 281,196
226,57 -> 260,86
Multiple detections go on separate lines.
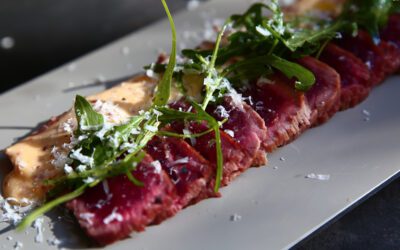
0,0 -> 189,93
0,0 -> 399,249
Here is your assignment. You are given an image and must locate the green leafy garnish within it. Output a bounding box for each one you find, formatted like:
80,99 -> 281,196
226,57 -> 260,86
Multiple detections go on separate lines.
267,54 -> 315,91
74,95 -> 104,132
153,0 -> 177,106
341,0 -> 393,42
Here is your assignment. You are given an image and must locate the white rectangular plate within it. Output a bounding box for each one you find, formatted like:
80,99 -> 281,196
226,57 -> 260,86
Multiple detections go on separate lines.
0,0 -> 399,249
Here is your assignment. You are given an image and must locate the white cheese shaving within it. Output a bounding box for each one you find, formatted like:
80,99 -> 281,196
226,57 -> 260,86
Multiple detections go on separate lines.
79,213 -> 95,226
70,148 -> 94,167
120,142 -> 138,153
83,177 -> 96,184
365,61 -> 372,69
93,100 -> 128,125
256,25 -> 272,37
51,146 -> 72,169
63,164 -> 74,175
102,180 -> 110,195
224,129 -> 235,138
144,125 -> 158,132
76,164 -> 87,173
305,173 -> 330,181
171,157 -> 189,165
0,196 -> 35,226
214,105 -> 230,118
183,128 -> 196,146
151,160 -> 163,174
95,123 -> 113,140
62,118 -> 75,134
103,208 -> 123,225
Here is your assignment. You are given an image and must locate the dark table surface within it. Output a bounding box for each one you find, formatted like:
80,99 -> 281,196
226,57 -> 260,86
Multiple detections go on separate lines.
1,0 -> 399,249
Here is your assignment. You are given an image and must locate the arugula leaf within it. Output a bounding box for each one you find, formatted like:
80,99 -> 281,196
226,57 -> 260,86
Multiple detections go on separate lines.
392,2 -> 400,14
153,0 -> 177,106
284,20 -> 345,52
342,0 -> 393,42
74,95 -> 104,132
267,54 -> 316,91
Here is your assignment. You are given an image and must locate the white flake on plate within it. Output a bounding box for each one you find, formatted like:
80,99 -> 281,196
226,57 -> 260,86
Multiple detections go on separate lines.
1,36 -> 15,49
187,0 -> 200,11
6,236 -> 12,241
151,160 -> 163,174
230,213 -> 242,222
103,207 -> 123,225
13,241 -> 23,250
66,63 -> 77,72
362,109 -> 371,116
362,109 -> 371,121
47,237 -> 62,246
280,157 -> 286,162
33,217 -> 44,243
121,46 -> 130,56
224,129 -> 235,138
306,173 -> 330,181
95,74 -> 106,83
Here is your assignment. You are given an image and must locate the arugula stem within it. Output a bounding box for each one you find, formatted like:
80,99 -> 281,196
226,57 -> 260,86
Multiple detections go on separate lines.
17,181 -> 99,230
213,127 -> 223,192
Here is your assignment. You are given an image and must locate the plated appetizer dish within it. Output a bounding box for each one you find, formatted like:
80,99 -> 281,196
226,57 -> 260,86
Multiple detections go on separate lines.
1,0 -> 400,247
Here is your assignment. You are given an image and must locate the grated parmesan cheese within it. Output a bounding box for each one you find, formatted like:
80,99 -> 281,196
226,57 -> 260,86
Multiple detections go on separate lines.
70,148 -> 94,167
214,105 -> 230,118
79,213 -> 95,226
151,160 -> 163,174
224,129 -> 235,138
171,157 -> 189,165
103,208 -> 123,225
33,217 -> 44,243
305,173 -> 330,181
